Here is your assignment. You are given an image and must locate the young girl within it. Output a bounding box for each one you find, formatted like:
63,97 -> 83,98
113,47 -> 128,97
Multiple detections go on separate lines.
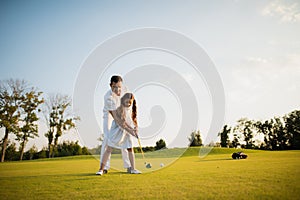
98,93 -> 141,175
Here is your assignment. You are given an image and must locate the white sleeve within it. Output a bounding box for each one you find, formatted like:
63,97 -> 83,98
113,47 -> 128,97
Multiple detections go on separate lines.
105,96 -> 117,111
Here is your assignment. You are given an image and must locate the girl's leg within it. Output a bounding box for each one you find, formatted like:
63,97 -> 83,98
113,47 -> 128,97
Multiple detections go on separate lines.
100,146 -> 113,171
127,148 -> 141,174
127,148 -> 135,170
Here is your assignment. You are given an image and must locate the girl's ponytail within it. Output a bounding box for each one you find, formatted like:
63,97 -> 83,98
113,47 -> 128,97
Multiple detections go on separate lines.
132,99 -> 138,127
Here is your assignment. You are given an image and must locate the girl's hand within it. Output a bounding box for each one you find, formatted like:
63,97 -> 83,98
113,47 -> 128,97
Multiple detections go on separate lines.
129,128 -> 138,138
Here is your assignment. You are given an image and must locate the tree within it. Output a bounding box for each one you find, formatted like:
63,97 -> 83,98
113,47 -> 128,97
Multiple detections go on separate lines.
0,79 -> 27,162
255,120 -> 274,150
44,94 -> 79,158
28,145 -> 38,160
272,117 -> 287,150
37,147 -> 48,159
155,139 -> 166,150
82,146 -> 90,155
188,130 -> 203,146
230,134 -> 240,148
256,117 -> 287,150
22,145 -> 39,160
218,125 -> 231,147
284,110 -> 300,149
234,118 -> 255,149
56,141 -> 82,157
16,89 -> 44,160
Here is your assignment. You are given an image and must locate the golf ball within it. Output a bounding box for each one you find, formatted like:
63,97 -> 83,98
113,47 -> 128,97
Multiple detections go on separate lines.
146,163 -> 152,168
160,163 -> 164,167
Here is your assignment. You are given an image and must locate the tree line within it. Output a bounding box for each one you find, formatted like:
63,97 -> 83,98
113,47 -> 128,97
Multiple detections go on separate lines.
0,79 -> 79,162
89,138 -> 167,155
2,140 -> 91,161
2,137 -> 167,161
218,110 -> 300,150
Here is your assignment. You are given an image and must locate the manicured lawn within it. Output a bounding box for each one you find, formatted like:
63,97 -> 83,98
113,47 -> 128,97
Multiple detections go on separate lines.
1,148 -> 299,199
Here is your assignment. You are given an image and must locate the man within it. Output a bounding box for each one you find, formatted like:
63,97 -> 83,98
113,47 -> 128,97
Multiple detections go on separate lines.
96,75 -> 131,174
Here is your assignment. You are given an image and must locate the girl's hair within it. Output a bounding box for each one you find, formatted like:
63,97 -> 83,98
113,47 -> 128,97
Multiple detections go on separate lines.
117,93 -> 138,127
110,75 -> 123,86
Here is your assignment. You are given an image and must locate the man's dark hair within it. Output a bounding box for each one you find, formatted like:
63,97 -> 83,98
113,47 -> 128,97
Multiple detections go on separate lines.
110,75 -> 123,86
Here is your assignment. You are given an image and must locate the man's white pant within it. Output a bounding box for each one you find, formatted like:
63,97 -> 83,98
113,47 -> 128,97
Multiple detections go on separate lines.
100,137 -> 131,170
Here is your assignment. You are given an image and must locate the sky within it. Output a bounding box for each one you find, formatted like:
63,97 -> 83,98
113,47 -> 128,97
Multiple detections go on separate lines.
0,0 -> 299,150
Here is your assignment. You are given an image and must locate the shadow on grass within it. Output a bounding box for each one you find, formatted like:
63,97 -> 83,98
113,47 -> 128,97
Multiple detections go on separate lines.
197,158 -> 233,162
1,171 -> 134,180
69,171 -> 130,177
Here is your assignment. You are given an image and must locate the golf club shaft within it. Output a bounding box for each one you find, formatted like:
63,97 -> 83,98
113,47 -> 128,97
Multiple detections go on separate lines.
137,137 -> 145,160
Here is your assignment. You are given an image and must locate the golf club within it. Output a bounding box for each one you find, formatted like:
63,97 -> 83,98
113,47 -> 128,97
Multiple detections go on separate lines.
137,136 -> 152,168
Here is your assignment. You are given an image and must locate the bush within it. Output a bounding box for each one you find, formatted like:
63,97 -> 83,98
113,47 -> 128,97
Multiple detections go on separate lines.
155,139 -> 166,150
3,142 -> 19,161
37,148 -> 48,159
189,130 -> 203,147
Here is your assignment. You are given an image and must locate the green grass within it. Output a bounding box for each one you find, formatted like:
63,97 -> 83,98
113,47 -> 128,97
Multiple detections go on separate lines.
1,148 -> 299,199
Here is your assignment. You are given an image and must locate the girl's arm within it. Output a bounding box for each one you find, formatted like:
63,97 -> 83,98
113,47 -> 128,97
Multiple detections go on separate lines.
109,110 -> 137,137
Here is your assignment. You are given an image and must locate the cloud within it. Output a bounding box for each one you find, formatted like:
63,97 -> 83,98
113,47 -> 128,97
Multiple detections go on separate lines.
245,57 -> 270,64
225,53 -> 300,124
286,53 -> 300,66
241,53 -> 300,72
267,40 -> 300,49
228,53 -> 300,103
262,0 -> 300,23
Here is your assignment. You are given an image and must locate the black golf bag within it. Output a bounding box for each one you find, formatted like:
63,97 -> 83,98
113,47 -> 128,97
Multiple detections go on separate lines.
232,152 -> 248,159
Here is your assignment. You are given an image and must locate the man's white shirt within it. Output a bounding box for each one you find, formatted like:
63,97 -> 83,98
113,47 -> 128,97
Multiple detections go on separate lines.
103,90 -> 120,136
